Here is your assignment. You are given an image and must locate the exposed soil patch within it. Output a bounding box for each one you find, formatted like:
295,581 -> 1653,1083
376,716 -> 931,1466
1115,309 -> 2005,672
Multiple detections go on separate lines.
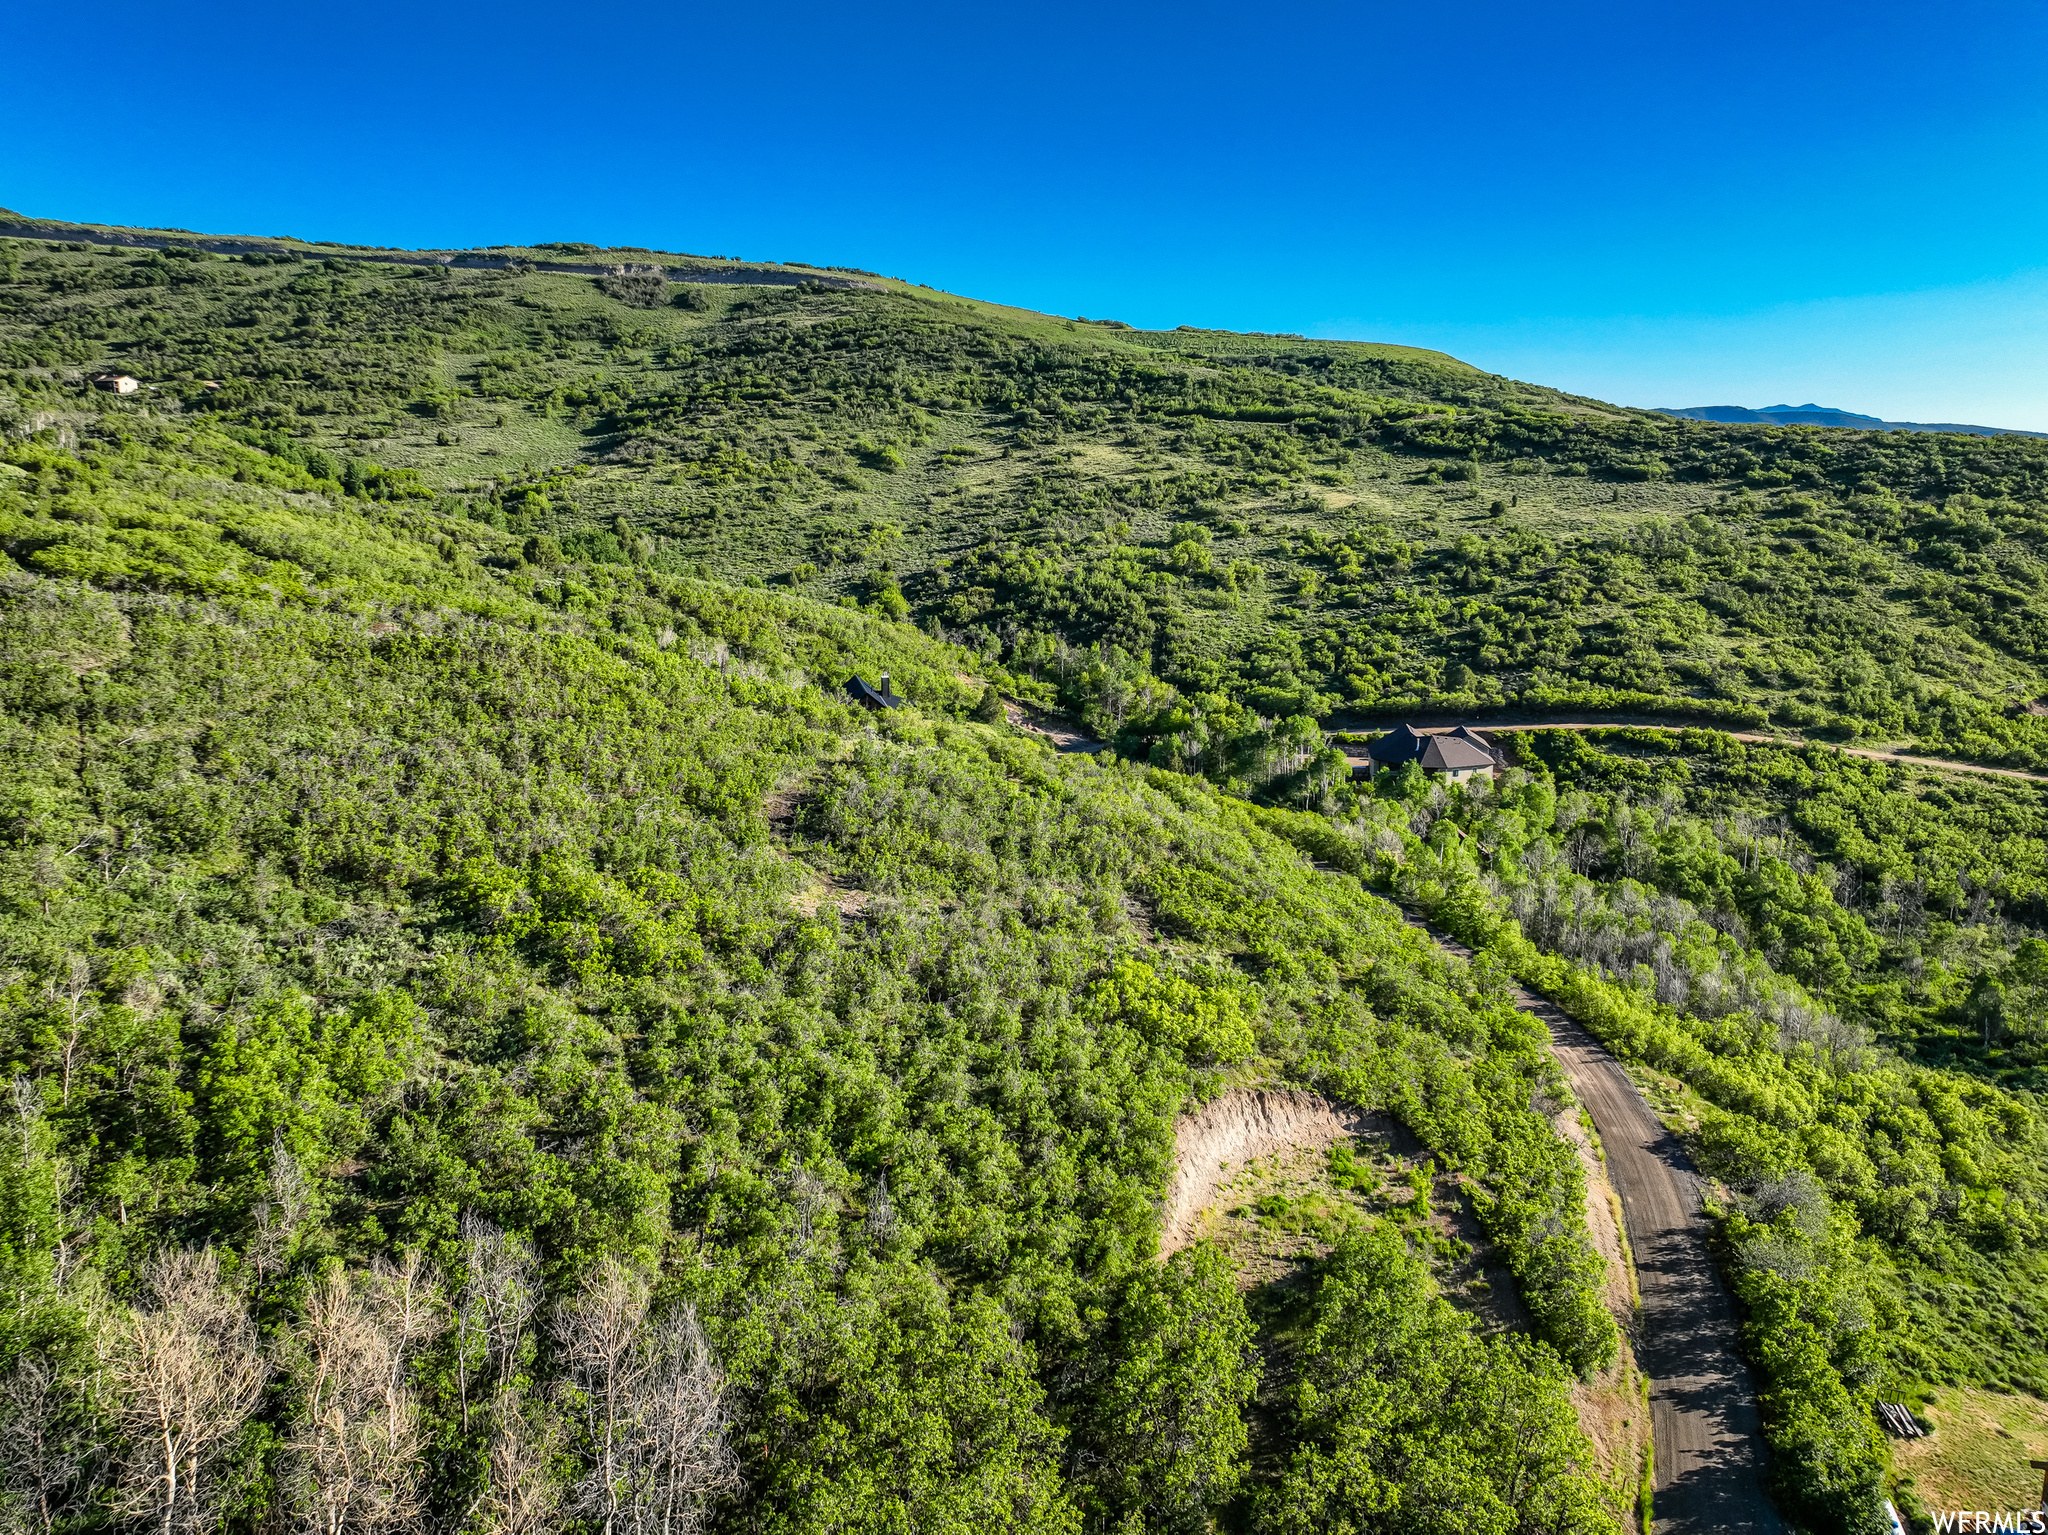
1163,1088 -> 1525,1331
1001,700 -> 1106,754
1557,1102 -> 1654,1530
763,777 -> 806,837
1162,1089 -> 1366,1255
785,870 -> 866,918
1558,1107 -> 1638,1320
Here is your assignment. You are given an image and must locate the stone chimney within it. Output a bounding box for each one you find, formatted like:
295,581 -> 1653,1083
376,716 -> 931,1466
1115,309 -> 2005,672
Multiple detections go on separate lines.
880,672 -> 891,696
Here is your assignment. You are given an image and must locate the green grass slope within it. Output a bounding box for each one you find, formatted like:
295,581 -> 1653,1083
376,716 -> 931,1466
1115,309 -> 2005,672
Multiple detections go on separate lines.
0,419 -> 1632,1530
10,223 -> 2048,775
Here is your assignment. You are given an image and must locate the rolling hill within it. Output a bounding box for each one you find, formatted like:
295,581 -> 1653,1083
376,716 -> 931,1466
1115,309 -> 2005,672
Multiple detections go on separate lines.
12,210 -> 2048,782
4,214 -> 2047,1535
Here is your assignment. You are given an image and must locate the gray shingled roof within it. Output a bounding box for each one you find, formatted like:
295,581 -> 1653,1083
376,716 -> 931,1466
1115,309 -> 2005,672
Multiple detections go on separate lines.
1419,734 -> 1495,773
1449,725 -> 1502,764
847,675 -> 903,709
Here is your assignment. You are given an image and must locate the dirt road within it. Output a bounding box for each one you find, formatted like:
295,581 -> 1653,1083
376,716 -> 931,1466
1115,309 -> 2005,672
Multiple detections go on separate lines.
1340,719 -> 2048,785
1419,920 -> 1784,1534
1009,708 -> 2048,786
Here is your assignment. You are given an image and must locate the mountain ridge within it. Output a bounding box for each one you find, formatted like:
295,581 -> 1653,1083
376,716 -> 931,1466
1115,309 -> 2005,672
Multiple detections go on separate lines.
1655,400 -> 2046,438
0,208 -> 886,290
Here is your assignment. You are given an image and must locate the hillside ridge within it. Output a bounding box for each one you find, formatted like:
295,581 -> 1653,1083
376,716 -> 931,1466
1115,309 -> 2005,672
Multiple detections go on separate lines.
0,210 -> 884,290
1656,401 -> 2045,439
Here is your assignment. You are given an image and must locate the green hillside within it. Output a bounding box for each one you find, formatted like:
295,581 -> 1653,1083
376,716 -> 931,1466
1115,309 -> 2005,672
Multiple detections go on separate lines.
0,410 -> 1625,1533
8,227 -> 2048,770
3,220 -> 2046,1535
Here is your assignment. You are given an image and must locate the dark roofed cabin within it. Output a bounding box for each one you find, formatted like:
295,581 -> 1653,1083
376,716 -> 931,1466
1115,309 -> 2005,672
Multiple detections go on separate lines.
1364,722 -> 1428,770
1418,732 -> 1495,785
1353,722 -> 1499,786
848,673 -> 904,711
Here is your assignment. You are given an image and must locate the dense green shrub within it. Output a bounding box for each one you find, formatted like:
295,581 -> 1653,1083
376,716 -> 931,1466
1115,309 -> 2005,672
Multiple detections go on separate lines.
1368,745 -> 2048,1529
595,271 -> 670,308
0,427 -> 1617,1531
1262,1226 -> 1614,1535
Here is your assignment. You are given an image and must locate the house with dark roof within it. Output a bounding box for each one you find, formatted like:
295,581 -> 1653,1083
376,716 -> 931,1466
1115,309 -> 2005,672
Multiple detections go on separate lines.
1353,723 -> 1499,786
847,673 -> 904,711
1363,722 -> 1427,771
1418,732 -> 1495,785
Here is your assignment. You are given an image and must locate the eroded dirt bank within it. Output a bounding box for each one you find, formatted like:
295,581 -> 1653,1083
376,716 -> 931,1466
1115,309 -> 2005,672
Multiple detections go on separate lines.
1164,1080 -> 1646,1527
1161,1089 -> 1372,1255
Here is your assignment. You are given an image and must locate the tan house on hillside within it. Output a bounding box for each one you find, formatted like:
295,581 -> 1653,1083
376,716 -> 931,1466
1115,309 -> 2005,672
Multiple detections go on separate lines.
1418,732 -> 1496,785
91,373 -> 140,394
1355,723 -> 1501,786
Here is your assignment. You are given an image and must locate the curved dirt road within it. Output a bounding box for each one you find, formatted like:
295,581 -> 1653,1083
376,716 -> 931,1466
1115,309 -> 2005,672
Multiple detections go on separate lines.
1549,1007 -> 1783,1533
1339,719 -> 2048,785
1421,921 -> 1784,1534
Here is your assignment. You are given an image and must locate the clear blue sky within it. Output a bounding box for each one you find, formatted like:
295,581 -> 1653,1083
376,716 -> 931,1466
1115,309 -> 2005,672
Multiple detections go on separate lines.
7,0 -> 2048,426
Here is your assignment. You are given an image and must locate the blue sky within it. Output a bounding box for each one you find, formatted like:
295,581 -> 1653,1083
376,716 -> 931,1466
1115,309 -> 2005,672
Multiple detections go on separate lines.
7,0 -> 2048,425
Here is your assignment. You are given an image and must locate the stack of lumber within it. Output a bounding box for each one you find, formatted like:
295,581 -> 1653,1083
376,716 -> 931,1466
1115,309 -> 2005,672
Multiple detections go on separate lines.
1875,1402 -> 1924,1438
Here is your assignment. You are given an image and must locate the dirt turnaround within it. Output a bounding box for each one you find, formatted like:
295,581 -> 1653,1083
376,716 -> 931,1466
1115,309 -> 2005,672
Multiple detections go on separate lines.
1422,921 -> 1785,1534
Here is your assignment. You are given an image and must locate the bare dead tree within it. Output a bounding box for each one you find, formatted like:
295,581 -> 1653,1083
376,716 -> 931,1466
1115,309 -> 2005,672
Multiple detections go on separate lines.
557,1259 -> 646,1535
249,1136 -> 313,1281
555,1259 -> 739,1535
291,1267 -> 391,1535
783,1167 -> 830,1254
455,1213 -> 539,1436
287,1253 -> 445,1534
8,1076 -> 37,1164
51,956 -> 96,1109
0,1356 -> 94,1533
100,1248 -> 269,1535
1563,824 -> 1605,877
862,1174 -> 896,1245
635,1306 -> 739,1535
364,1250 -> 445,1398
479,1393 -> 563,1535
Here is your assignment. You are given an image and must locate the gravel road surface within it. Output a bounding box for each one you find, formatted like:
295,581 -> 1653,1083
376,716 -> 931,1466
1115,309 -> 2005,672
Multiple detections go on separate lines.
1420,920 -> 1785,1533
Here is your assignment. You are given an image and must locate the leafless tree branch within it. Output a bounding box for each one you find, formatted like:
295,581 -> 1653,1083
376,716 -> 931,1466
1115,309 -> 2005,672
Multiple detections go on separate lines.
99,1248 -> 268,1535
287,1253 -> 445,1534
555,1257 -> 739,1535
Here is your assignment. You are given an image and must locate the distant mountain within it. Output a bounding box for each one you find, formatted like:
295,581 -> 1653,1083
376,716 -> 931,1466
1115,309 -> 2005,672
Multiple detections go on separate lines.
1654,403 -> 2047,439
